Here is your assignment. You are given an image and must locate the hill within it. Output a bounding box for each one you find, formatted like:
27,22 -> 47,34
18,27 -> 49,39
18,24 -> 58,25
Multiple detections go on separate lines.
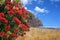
27,12 -> 43,27
17,27 -> 60,40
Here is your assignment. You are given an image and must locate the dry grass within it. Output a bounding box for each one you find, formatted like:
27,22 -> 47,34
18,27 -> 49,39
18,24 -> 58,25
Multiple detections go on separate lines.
16,27 -> 60,40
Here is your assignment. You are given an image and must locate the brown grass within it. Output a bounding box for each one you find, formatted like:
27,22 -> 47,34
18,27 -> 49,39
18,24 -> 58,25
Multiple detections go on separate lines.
16,27 -> 60,40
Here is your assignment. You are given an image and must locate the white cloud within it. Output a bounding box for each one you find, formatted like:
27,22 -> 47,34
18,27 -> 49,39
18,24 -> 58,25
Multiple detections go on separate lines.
24,7 -> 27,10
50,0 -> 60,2
34,6 -> 49,13
21,0 -> 28,5
21,0 -> 33,6
21,0 -> 44,6
28,10 -> 35,14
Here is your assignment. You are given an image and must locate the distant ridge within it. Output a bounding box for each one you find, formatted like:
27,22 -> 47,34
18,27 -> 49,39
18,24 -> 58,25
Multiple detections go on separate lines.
36,27 -> 60,30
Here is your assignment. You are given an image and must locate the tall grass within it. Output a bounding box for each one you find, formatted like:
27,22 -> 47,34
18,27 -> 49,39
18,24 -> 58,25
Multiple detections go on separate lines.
16,27 -> 60,40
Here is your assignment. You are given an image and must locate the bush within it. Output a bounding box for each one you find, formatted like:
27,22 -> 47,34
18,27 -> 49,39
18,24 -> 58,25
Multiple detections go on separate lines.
0,0 -> 30,40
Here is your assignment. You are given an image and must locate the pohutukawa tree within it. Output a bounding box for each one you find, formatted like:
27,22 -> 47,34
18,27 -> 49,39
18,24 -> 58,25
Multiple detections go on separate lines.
0,0 -> 30,40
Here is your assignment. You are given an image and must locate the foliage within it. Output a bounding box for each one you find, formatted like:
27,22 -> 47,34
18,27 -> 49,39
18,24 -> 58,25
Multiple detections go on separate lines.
0,0 -> 30,40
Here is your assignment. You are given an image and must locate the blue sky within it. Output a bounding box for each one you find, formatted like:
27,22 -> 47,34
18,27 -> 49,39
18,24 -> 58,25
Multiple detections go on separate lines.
21,0 -> 60,28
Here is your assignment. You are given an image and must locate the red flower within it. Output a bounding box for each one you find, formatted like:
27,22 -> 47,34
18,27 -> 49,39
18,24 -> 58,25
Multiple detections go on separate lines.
10,33 -> 18,38
23,33 -> 26,35
8,10 -> 14,15
0,17 -> 8,24
11,8 -> 16,12
3,32 -> 8,37
5,0 -> 9,3
0,12 -> 5,17
17,10 -> 22,16
3,20 -> 8,24
0,32 -> 8,38
12,7 -> 19,11
21,33 -> 24,37
15,28 -> 19,31
22,15 -> 27,19
0,32 -> 3,36
19,24 -> 29,31
13,17 -> 21,25
5,4 -> 12,10
5,0 -> 12,5
13,3 -> 17,6
22,7 -> 26,12
21,33 -> 26,37
4,26 -> 11,31
8,2 -> 13,5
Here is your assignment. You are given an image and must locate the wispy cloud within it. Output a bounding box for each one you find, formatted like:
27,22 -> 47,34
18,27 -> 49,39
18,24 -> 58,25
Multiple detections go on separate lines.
21,0 -> 44,6
21,0 -> 34,6
28,10 -> 35,14
34,6 -> 49,13
21,0 -> 28,5
37,0 -> 44,4
24,7 -> 33,13
50,0 -> 60,2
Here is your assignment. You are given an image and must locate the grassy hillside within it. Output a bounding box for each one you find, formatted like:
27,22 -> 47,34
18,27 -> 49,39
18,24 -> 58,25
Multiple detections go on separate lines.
16,27 -> 60,40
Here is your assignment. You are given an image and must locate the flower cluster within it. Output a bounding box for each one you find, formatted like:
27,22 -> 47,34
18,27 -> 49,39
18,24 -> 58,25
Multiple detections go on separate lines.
0,0 -> 30,40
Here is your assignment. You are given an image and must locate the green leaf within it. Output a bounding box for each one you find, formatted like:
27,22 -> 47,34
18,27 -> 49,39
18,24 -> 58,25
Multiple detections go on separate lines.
0,21 -> 5,31
8,36 -> 15,40
4,8 -> 8,13
13,0 -> 20,3
9,20 -> 15,28
0,0 -> 5,3
5,14 -> 14,21
7,31 -> 12,35
0,2 -> 6,12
